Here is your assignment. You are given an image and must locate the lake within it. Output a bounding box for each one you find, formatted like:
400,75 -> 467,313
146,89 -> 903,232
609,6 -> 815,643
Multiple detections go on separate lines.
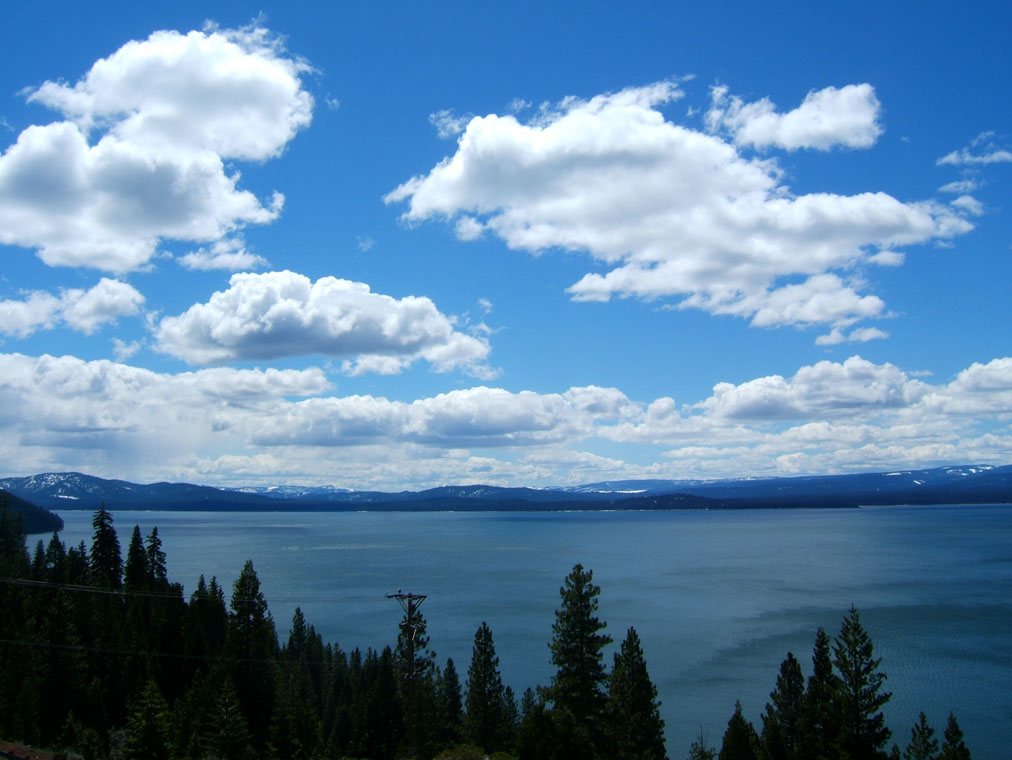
52,505 -> 1012,757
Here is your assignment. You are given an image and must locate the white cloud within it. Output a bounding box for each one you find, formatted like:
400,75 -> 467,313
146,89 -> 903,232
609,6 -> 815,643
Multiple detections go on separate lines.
112,338 -> 142,361
429,109 -> 471,139
938,179 -> 978,194
387,82 -> 970,331
706,83 -> 882,150
178,237 -> 268,271
696,356 -> 925,421
937,132 -> 1012,166
815,325 -> 889,346
1,352 -> 1010,487
0,278 -> 144,336
153,270 -> 493,375
0,25 -> 311,272
949,195 -> 984,216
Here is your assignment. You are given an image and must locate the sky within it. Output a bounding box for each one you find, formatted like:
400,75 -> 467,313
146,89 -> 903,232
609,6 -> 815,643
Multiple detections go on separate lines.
0,1 -> 1010,490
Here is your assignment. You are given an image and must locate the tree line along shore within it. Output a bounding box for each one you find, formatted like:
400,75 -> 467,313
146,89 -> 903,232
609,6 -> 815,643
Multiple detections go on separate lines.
0,506 -> 973,760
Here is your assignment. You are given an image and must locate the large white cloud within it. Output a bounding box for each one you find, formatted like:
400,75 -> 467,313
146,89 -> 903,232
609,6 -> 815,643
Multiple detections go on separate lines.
696,356 -> 927,420
387,82 -> 971,335
154,270 -> 494,376
0,25 -> 311,272
1,352 -> 1009,488
0,278 -> 144,336
705,83 -> 882,150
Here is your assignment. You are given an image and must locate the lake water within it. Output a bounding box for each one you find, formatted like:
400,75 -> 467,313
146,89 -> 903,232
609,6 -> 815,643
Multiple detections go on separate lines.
52,505 -> 1012,757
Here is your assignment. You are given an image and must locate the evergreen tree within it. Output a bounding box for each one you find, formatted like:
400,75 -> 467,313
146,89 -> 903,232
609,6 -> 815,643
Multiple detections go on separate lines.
465,621 -> 509,752
687,728 -> 717,760
89,505 -> 122,589
798,627 -> 841,760
226,559 -> 279,756
124,525 -> 148,590
903,712 -> 939,760
123,679 -> 172,760
437,657 -> 465,746
719,701 -> 758,760
549,563 -> 612,732
145,526 -> 168,589
606,626 -> 667,760
761,651 -> 804,760
833,607 -> 892,759
939,713 -> 971,760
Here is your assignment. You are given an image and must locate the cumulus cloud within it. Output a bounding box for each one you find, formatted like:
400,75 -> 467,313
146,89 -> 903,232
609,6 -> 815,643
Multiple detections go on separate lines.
705,83 -> 882,150
696,356 -> 926,421
0,24 -> 311,272
387,82 -> 969,332
1,352 -> 1010,487
153,270 -> 493,376
0,278 -> 144,336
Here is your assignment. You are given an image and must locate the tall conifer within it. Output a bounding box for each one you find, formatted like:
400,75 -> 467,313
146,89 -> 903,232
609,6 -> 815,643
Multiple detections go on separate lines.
548,563 -> 611,732
606,626 -> 667,760
466,621 -> 509,752
833,607 -> 891,759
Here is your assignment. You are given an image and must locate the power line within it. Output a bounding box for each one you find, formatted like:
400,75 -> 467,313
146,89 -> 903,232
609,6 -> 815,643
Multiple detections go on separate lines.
0,576 -> 377,605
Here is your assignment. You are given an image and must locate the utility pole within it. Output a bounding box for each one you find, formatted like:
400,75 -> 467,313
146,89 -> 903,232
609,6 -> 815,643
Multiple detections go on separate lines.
387,589 -> 427,758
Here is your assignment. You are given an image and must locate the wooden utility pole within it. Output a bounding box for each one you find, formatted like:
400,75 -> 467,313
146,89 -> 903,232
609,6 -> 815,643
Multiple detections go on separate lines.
387,590 -> 427,758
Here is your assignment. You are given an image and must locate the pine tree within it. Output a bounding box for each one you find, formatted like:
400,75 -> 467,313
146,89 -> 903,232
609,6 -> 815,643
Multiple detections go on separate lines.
687,728 -> 717,760
145,526 -> 168,590
89,506 -> 122,588
939,713 -> 971,760
798,627 -> 841,759
124,525 -> 148,590
719,701 -> 758,760
466,621 -> 509,752
833,607 -> 892,759
904,712 -> 939,760
549,563 -> 612,733
606,626 -> 667,760
437,657 -> 465,746
123,679 -> 172,760
226,559 -> 279,755
761,651 -> 804,760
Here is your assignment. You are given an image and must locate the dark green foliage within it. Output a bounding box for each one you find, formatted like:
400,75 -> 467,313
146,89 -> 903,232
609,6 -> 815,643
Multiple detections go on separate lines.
939,713 -> 971,760
687,728 -> 717,760
89,505 -> 122,588
437,657 -> 465,746
226,559 -> 278,755
549,563 -> 612,731
760,651 -> 804,760
798,627 -> 841,759
516,702 -> 598,760
903,712 -> 939,760
834,607 -> 892,759
719,701 -> 758,760
0,533 -> 981,760
606,626 -> 667,760
124,525 -> 148,591
123,679 -> 172,760
465,621 -> 510,752
0,489 -> 63,535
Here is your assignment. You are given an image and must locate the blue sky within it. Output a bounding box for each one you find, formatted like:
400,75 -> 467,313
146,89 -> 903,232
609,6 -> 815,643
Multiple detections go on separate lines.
1,1 -> 1010,489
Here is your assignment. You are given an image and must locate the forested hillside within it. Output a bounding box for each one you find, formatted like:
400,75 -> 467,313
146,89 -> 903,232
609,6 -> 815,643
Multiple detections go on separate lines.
0,489 -> 63,534
0,510 -> 972,760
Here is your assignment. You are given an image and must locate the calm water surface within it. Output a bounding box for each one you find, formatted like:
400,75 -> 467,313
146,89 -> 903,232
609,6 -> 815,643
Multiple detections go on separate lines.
54,506 -> 1012,757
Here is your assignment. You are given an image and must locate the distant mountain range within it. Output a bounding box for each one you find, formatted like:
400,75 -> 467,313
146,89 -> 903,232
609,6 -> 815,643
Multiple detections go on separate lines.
1,465 -> 1010,526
